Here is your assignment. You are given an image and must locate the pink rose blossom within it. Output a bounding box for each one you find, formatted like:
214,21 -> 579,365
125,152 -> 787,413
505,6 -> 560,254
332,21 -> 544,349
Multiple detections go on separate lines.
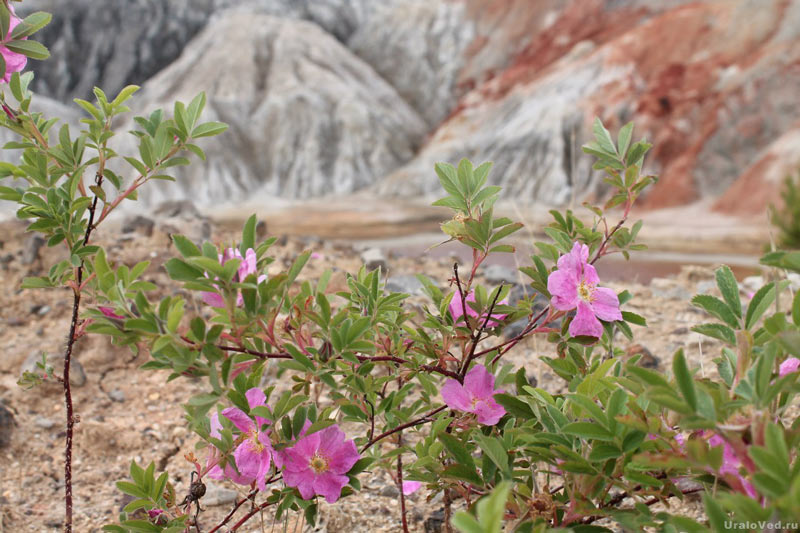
98,306 -> 124,319
0,6 -> 27,83
547,242 -> 622,337
441,364 -> 506,425
202,247 -> 266,308
707,434 -> 757,499
281,424 -> 360,503
402,480 -> 422,495
779,357 -> 800,377
147,509 -> 164,519
449,289 -> 508,327
207,388 -> 274,490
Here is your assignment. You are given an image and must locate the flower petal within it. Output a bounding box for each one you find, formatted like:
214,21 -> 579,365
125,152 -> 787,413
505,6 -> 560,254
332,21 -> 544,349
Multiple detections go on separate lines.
547,269 -> 579,311
209,411 -> 223,439
441,379 -> 472,411
779,357 -> 800,376
582,262 -> 600,286
463,364 -> 495,400
233,440 -> 266,480
221,406 -> 254,434
569,301 -> 603,338
402,480 -> 422,495
590,287 -> 622,322
202,291 -> 225,308
283,467 -> 316,500
473,399 -> 505,425
313,471 -> 350,503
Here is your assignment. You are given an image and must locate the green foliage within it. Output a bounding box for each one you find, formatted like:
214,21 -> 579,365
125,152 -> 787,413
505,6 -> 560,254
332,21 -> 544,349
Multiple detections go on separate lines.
770,172 -> 800,250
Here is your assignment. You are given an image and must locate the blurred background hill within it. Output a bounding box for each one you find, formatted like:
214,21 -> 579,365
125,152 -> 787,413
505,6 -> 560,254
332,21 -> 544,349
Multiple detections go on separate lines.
2,0 -> 797,252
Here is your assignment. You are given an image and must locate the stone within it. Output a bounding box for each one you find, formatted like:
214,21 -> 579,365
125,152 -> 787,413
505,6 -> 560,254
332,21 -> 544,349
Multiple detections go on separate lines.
625,343 -> 660,370
108,389 -> 126,403
127,10 -> 425,208
0,402 -> 14,448
379,484 -> 399,498
649,278 -> 691,302
19,352 -> 87,388
424,509 -> 445,533
21,235 -> 45,265
385,274 -> 424,295
483,264 -> 518,286
34,416 -> 55,430
360,247 -> 387,272
121,215 -> 155,237
202,482 -> 238,507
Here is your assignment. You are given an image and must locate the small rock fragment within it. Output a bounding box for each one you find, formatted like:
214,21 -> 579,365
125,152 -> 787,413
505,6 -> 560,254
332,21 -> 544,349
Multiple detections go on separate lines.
484,264 -> 517,285
626,343 -> 660,369
202,482 -> 238,507
122,215 -> 155,237
21,235 -> 45,265
108,389 -> 126,403
361,247 -> 387,272
424,509 -> 445,533
385,274 -> 424,295
0,402 -> 14,448
34,416 -> 55,430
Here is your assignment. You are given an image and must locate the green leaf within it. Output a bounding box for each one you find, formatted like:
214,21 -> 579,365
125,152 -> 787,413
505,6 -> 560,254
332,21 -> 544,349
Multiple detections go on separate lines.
10,12 -> 52,40
691,323 -> 736,345
617,122 -> 634,158
5,39 -> 50,60
672,348 -> 697,411
592,117 -> 617,155
561,422 -> 615,441
241,214 -> 257,253
164,258 -> 203,281
439,433 -> 475,468
621,311 -> 647,326
745,282 -> 776,330
691,294 -> 740,329
474,435 -> 510,476
715,265 -> 742,319
191,121 -> 228,138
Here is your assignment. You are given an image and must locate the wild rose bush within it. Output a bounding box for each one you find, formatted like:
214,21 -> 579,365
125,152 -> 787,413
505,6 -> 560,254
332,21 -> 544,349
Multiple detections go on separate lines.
3,4 -> 800,532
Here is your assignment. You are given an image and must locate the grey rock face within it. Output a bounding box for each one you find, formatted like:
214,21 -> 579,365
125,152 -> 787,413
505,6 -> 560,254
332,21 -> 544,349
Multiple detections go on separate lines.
0,402 -> 14,448
347,1 -> 475,126
128,11 -> 426,206
19,0 -> 258,102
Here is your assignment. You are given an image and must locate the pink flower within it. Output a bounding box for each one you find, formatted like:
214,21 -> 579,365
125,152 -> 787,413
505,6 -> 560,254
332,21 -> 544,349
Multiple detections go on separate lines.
202,247 -> 265,308
208,388 -> 274,490
441,364 -> 505,425
147,509 -> 164,519
402,480 -> 422,495
0,6 -> 27,83
281,424 -> 360,503
547,242 -> 622,337
98,306 -> 124,319
310,252 -> 323,260
779,357 -> 800,377
449,289 -> 508,327
707,434 -> 757,499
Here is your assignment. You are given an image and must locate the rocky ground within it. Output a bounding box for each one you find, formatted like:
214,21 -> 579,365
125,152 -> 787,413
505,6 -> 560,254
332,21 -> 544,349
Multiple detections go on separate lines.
0,205 -> 788,533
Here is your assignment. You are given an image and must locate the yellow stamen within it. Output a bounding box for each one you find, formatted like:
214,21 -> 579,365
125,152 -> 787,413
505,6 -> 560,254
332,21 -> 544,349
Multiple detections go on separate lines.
577,280 -> 595,303
310,454 -> 329,474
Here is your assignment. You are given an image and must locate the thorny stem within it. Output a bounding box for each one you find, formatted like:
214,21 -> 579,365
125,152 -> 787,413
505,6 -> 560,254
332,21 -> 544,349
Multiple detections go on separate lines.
207,489 -> 258,533
62,171 -> 103,533
459,284 -> 504,377
361,405 -> 447,453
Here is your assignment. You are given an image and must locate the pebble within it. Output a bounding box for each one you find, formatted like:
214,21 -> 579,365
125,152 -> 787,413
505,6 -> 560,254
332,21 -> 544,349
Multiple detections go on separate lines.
385,274 -> 424,295
202,482 -> 238,507
649,278 -> 691,301
379,484 -> 399,498
21,234 -> 45,265
483,264 -> 518,285
108,389 -> 126,402
424,509 -> 445,533
626,344 -> 660,369
34,416 -> 55,430
0,403 -> 14,448
121,214 -> 155,237
360,247 -> 387,272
